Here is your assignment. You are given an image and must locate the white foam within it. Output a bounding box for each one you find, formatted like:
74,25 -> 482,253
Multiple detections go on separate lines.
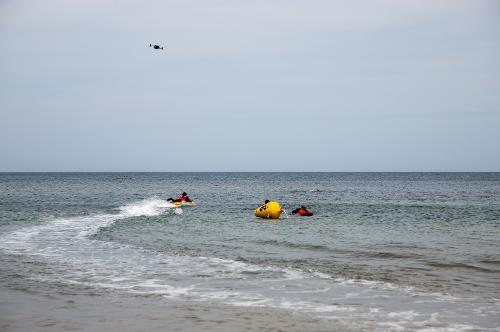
118,198 -> 178,217
283,268 -> 307,280
387,310 -> 419,320
277,300 -> 356,313
0,197 -> 179,255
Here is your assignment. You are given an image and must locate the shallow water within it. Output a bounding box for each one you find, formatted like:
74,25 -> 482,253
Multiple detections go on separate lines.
1,172 -> 499,331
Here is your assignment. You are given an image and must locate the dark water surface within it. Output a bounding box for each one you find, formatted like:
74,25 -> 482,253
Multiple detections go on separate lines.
1,173 -> 499,331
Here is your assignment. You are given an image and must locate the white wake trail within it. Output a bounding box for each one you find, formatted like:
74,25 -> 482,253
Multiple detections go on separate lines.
0,197 -> 180,254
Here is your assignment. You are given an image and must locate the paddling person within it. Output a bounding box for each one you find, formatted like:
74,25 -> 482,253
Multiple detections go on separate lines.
292,205 -> 314,216
179,192 -> 192,202
167,192 -> 192,203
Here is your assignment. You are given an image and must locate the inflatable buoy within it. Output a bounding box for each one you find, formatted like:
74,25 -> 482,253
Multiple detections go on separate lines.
254,201 -> 283,219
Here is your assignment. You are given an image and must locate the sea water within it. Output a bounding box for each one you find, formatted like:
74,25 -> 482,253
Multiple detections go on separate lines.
0,172 -> 499,331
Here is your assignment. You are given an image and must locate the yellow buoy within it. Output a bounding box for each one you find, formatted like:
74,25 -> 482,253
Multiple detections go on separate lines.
254,201 -> 283,219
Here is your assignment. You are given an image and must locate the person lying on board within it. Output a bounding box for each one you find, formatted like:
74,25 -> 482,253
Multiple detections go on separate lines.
291,205 -> 314,216
167,192 -> 192,203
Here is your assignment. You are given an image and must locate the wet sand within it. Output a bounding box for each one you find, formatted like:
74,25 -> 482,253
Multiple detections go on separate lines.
0,288 -> 342,332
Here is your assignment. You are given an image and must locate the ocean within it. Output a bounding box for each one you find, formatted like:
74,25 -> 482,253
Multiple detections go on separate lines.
0,172 -> 499,331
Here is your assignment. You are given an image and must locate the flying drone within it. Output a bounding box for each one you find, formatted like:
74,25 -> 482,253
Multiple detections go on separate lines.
149,43 -> 164,50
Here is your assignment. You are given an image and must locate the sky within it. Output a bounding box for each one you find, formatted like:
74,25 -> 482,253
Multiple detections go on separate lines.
1,0 -> 499,171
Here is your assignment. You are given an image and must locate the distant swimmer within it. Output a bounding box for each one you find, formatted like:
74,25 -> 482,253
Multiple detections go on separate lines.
167,192 -> 192,203
149,43 -> 164,50
292,205 -> 314,216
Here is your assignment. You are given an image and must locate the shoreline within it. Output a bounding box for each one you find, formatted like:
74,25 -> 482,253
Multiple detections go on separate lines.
0,287 -> 340,332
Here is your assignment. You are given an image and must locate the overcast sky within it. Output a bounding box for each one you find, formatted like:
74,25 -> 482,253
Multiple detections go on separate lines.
1,0 -> 499,171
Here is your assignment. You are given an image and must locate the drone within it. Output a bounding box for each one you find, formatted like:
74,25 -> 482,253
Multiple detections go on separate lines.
149,43 -> 164,50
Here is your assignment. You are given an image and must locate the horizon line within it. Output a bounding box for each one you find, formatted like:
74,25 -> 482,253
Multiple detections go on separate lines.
1,171 -> 499,174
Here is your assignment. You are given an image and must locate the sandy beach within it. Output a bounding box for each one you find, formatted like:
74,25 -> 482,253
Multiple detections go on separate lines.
0,287 -> 342,332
